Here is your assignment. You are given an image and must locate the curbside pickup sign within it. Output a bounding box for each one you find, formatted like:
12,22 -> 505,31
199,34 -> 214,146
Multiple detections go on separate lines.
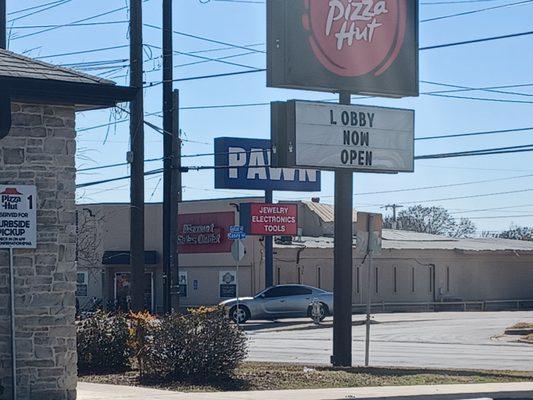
272,100 -> 414,173
0,185 -> 37,249
241,203 -> 298,236
214,137 -> 321,192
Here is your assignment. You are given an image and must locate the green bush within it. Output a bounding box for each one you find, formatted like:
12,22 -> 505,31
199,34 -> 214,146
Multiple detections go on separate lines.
77,311 -> 132,374
139,306 -> 248,381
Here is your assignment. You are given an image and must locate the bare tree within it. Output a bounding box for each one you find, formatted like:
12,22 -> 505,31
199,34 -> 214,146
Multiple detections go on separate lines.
383,205 -> 476,238
496,224 -> 533,241
76,208 -> 105,309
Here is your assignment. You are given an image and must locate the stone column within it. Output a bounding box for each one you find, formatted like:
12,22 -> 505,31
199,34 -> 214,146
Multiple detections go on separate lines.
0,103 -> 77,400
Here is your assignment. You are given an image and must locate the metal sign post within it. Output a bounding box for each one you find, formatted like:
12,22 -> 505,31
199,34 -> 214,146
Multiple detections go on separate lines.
332,92 -> 354,367
8,247 -> 16,400
364,213 -> 379,367
229,227 -> 246,327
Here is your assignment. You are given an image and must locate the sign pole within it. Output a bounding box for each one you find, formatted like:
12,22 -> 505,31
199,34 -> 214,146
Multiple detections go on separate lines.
264,190 -> 274,288
332,92 -> 354,367
9,247 -> 17,399
236,250 -> 240,328
364,214 -> 375,366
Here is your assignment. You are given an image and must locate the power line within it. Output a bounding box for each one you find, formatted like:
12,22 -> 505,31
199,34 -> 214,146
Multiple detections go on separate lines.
420,29 -> 533,51
78,157 -> 163,173
420,0 -> 533,23
7,0 -> 72,23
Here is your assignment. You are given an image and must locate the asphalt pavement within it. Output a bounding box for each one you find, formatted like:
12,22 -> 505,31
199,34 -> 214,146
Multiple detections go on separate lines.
245,311 -> 533,371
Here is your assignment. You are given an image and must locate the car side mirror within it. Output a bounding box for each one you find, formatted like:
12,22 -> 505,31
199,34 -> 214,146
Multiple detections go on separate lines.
260,294 -> 266,298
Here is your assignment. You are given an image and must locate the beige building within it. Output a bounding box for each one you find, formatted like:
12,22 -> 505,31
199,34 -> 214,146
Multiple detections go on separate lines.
76,199 -> 533,313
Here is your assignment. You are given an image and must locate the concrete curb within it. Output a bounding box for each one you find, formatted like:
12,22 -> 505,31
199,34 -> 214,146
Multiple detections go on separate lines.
78,382 -> 533,400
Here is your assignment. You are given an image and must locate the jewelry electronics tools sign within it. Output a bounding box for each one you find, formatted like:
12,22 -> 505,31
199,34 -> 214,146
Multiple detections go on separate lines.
0,185 -> 37,249
272,101 -> 414,173
214,137 -> 321,191
267,0 -> 419,97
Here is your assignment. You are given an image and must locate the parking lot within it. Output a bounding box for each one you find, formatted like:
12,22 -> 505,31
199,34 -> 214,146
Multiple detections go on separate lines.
245,311 -> 533,371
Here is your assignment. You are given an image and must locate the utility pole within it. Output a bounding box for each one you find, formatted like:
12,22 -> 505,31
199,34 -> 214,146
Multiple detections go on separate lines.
0,0 -> 6,49
129,0 -> 146,312
162,0 -> 173,314
170,89 -> 181,311
383,204 -> 403,230
331,92 -> 353,367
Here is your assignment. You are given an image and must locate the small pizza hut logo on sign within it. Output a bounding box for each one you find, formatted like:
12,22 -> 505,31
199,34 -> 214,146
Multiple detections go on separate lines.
1,188 -> 23,210
303,0 -> 407,77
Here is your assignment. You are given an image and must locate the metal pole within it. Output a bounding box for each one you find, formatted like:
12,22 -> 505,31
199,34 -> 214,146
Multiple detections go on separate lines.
264,189 -> 273,288
129,0 -> 146,312
170,90 -> 181,311
236,249 -> 240,328
0,0 -> 6,49
162,0 -> 173,314
332,92 -> 353,367
364,214 -> 375,367
9,247 -> 17,399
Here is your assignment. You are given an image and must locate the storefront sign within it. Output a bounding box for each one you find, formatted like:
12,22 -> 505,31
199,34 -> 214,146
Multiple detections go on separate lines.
178,212 -> 235,254
267,0 -> 419,97
219,270 -> 237,298
179,271 -> 188,297
241,203 -> 298,236
272,101 -> 414,173
214,137 -> 321,191
0,185 -> 37,249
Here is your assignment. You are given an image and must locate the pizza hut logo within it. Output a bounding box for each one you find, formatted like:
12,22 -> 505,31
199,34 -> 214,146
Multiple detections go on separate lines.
1,188 -> 22,196
302,0 -> 408,77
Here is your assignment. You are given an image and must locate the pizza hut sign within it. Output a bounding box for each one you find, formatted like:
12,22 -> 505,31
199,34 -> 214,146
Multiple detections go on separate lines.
267,0 -> 418,97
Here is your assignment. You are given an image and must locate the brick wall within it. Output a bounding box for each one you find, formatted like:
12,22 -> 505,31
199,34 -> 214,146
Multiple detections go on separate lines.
0,103 -> 77,399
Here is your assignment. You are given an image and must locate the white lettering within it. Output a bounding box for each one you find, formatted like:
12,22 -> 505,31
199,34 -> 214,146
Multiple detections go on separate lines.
228,147 -> 247,179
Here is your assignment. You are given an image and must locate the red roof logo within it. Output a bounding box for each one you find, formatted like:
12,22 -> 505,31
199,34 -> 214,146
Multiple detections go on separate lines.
1,188 -> 22,196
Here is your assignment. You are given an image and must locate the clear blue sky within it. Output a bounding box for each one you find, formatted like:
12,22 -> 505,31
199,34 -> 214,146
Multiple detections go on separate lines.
7,0 -> 533,233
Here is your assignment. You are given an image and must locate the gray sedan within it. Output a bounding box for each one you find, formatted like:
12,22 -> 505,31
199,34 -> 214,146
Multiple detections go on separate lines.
220,284 -> 333,324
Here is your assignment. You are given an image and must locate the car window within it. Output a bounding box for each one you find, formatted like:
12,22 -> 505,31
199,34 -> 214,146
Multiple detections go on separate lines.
290,286 -> 313,295
263,286 -> 312,298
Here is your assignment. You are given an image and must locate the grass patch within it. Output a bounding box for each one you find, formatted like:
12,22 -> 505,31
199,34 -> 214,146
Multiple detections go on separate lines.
79,362 -> 533,392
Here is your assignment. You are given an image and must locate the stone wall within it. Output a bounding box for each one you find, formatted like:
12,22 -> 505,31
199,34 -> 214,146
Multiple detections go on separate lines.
0,103 -> 77,399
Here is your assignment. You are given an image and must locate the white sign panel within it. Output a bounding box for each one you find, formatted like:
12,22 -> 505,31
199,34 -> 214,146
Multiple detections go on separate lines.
290,101 -> 414,172
0,185 -> 37,249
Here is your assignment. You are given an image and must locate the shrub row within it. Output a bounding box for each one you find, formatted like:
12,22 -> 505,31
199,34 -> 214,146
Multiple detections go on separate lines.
76,306 -> 248,381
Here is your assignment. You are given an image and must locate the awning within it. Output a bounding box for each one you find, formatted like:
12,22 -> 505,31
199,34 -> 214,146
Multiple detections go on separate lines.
102,251 -> 159,265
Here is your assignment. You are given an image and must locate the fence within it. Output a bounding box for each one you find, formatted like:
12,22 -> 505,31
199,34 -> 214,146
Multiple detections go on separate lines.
351,299 -> 533,314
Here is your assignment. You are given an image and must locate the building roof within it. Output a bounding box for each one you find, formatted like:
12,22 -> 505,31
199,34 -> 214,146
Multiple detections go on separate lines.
0,49 -> 114,85
302,201 -> 357,223
0,49 -> 136,108
276,230 -> 533,253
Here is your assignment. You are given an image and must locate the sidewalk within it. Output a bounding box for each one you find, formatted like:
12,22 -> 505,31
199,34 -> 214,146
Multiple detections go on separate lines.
78,382 -> 533,400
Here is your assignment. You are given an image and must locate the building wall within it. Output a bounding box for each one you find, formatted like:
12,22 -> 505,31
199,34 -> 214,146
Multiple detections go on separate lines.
77,199 -> 264,311
0,103 -> 77,400
273,246 -> 533,308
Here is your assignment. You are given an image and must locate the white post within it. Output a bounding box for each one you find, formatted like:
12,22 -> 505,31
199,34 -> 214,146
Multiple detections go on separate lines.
9,247 -> 17,399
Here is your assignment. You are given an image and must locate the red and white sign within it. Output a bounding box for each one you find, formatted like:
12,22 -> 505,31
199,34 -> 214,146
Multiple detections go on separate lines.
247,203 -> 298,236
177,212 -> 234,254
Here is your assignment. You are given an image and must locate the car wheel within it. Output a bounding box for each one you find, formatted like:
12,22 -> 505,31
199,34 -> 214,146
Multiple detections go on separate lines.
308,303 -> 328,322
230,305 -> 250,324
